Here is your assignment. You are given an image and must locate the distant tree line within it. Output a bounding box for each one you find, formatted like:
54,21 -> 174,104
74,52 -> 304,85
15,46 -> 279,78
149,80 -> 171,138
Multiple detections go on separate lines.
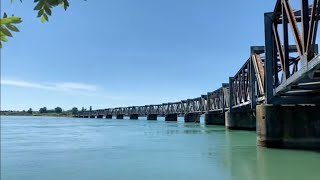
21,107 -> 84,115
1,106 -> 91,116
37,107 -> 79,114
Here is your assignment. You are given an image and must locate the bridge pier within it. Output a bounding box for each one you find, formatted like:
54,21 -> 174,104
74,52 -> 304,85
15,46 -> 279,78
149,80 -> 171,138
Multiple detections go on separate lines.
257,105 -> 320,150
90,116 -> 95,118
165,114 -> 177,121
97,115 -> 103,119
205,112 -> 225,125
105,115 -> 112,119
116,115 -> 124,119
147,114 -> 157,120
184,113 -> 200,123
130,114 -> 139,120
225,111 -> 256,130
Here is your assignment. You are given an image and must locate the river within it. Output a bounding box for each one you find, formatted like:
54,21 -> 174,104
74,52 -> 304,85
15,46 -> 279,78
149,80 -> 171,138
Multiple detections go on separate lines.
1,116 -> 320,180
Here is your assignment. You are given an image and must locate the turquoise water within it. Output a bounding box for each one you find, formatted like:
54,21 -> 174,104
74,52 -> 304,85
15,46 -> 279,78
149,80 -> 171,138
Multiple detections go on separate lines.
1,116 -> 320,180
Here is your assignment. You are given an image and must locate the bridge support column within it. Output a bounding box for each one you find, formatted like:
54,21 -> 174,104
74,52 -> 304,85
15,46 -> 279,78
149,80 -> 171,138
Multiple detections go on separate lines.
205,112 -> 225,125
97,115 -> 103,119
225,111 -> 256,130
130,114 -> 139,120
257,105 -> 320,150
116,115 -> 124,119
90,116 -> 95,118
165,114 -> 177,121
147,114 -> 157,120
184,113 -> 200,123
105,115 -> 112,119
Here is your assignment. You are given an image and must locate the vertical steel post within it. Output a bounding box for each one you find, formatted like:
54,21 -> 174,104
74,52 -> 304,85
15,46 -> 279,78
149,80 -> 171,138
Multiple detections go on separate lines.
250,55 -> 257,109
229,77 -> 234,112
282,4 -> 290,79
264,12 -> 274,104
301,0 -> 310,53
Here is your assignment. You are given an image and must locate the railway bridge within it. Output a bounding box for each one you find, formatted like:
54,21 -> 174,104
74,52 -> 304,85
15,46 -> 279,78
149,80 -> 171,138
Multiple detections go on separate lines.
76,0 -> 320,150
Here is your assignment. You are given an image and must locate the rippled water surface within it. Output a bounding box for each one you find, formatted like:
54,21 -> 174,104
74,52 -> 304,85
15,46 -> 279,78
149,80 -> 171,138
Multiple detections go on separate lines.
1,116 -> 320,180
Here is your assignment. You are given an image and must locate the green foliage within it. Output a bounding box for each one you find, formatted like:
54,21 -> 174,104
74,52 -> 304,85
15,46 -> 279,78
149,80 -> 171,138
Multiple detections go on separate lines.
71,107 -> 78,115
54,107 -> 63,113
0,13 -> 22,48
33,0 -> 70,23
27,108 -> 33,114
0,0 -> 79,48
39,107 -> 47,113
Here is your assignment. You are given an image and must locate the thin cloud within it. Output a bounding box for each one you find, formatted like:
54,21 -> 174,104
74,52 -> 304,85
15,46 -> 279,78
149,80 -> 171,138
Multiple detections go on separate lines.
1,79 -> 100,92
54,82 -> 99,92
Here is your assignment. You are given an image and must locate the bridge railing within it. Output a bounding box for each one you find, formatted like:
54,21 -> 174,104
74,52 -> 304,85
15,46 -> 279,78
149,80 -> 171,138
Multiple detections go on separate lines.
229,58 -> 254,110
264,0 -> 320,104
207,84 -> 229,113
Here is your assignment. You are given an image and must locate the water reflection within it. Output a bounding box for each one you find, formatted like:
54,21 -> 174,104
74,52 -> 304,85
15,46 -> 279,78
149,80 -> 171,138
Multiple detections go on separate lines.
223,129 -> 320,180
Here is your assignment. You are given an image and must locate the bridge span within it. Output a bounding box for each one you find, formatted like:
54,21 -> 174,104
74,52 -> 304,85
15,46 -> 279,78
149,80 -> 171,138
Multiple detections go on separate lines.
76,0 -> 320,150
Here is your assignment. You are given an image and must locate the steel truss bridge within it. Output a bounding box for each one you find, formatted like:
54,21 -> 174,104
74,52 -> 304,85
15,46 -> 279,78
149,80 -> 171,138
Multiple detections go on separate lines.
76,0 -> 320,125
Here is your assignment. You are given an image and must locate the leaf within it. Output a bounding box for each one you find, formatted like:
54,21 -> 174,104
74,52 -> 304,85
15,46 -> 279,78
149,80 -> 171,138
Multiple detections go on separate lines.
34,1 -> 44,10
37,9 -> 44,17
10,16 -> 23,23
0,26 -> 13,37
63,0 -> 69,10
41,15 -> 45,23
0,35 -> 8,42
44,6 -> 52,16
43,14 -> 48,21
1,16 -> 22,24
5,24 -> 19,32
41,14 -> 48,22
1,18 -> 12,24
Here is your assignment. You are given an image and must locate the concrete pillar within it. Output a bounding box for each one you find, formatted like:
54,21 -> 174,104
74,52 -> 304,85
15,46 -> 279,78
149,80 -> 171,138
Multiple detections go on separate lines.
147,114 -> 157,120
257,105 -> 320,149
105,115 -> 112,119
116,115 -> 124,119
90,116 -> 95,118
97,115 -> 103,119
225,111 -> 256,130
165,114 -> 177,121
205,112 -> 225,125
130,114 -> 139,120
184,113 -> 200,123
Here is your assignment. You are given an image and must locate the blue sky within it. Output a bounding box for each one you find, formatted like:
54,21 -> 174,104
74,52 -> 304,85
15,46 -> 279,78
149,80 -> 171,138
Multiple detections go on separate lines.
1,0 -> 276,111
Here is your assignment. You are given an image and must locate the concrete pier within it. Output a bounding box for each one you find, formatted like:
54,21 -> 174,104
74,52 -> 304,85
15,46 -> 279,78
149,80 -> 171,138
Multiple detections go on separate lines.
105,115 -> 112,119
147,114 -> 157,120
90,116 -> 95,118
116,115 -> 124,119
205,112 -> 225,125
225,111 -> 256,130
130,114 -> 139,120
184,113 -> 200,123
165,114 -> 178,121
256,105 -> 320,149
